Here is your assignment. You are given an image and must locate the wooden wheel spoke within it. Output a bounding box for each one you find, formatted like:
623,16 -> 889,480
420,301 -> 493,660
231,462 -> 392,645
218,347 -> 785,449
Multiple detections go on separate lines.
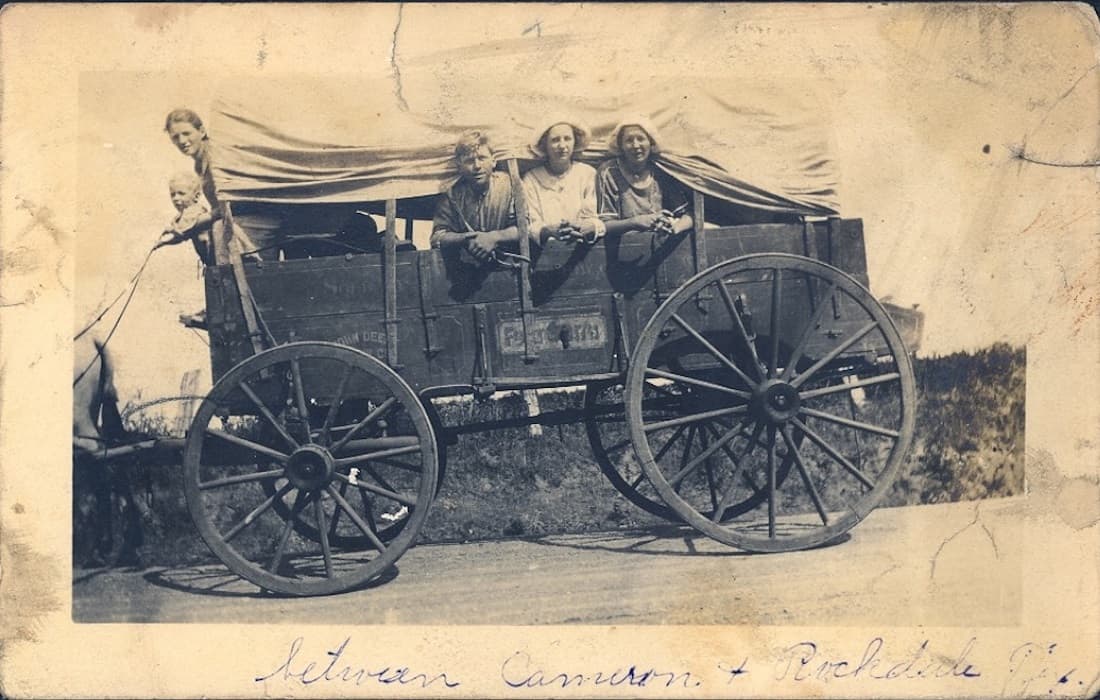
790,320 -> 879,389
183,343 -> 440,595
708,414 -> 765,449
800,406 -> 900,439
781,426 -> 829,525
313,497 -> 333,578
330,397 -> 398,452
334,442 -> 421,467
224,482 -> 292,543
644,405 -> 748,433
702,420 -> 762,522
710,480 -> 741,523
321,364 -> 354,442
703,418 -> 756,465
703,458 -> 720,511
333,472 -> 418,507
237,382 -> 299,451
326,484 -> 387,553
711,419 -> 764,472
780,282 -> 837,380
800,372 -> 901,399
290,359 -> 312,444
740,421 -> 766,461
695,420 -> 748,519
767,425 -> 778,538
791,417 -> 876,490
670,418 -> 747,487
669,313 -> 758,388
363,465 -> 401,497
645,367 -> 752,400
677,425 -> 697,485
200,468 -> 283,491
358,488 -> 385,539
268,490 -> 311,573
204,428 -> 289,464
653,424 -> 688,463
769,268 -> 782,378
328,480 -> 349,538
717,279 -> 765,381
615,257 -> 916,552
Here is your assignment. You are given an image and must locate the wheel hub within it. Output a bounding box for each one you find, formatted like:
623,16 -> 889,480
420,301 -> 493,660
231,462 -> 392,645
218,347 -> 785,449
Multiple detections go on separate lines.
285,444 -> 335,490
753,379 -> 801,424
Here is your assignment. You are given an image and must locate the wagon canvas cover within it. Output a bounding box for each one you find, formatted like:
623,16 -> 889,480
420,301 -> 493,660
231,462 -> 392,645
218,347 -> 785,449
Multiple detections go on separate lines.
207,34 -> 839,217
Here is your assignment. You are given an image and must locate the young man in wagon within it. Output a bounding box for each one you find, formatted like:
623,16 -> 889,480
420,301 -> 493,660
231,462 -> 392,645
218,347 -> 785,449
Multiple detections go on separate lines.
431,131 -> 523,262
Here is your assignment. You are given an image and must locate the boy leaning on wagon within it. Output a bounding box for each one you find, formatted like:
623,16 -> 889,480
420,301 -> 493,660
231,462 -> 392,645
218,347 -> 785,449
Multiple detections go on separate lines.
431,131 -> 523,262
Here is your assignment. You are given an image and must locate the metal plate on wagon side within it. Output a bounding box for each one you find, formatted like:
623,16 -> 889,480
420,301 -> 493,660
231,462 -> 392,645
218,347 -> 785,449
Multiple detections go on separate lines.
497,312 -> 608,355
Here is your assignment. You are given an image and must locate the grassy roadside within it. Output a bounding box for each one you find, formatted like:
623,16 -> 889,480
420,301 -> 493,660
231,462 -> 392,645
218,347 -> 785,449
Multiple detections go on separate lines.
74,343 -> 1025,566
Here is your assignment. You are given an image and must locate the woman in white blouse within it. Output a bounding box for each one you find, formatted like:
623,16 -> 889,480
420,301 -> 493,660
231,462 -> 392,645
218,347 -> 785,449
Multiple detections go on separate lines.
522,118 -> 605,245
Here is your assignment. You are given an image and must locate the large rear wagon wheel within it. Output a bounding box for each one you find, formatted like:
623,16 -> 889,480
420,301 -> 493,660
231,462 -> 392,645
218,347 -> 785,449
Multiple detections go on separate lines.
626,254 -> 916,552
585,381 -> 793,522
183,342 -> 437,596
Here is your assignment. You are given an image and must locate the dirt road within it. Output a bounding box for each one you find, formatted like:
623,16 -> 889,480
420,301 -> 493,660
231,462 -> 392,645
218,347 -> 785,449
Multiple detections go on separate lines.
73,498 -> 1022,626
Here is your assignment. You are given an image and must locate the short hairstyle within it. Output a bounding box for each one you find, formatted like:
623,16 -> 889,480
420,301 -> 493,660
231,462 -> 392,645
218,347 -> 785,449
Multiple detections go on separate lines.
164,108 -> 205,133
454,131 -> 493,161
168,170 -> 201,192
607,117 -> 662,157
532,121 -> 590,159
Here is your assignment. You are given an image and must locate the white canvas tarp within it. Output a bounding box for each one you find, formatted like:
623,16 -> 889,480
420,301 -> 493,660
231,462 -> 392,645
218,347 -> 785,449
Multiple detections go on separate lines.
208,34 -> 839,216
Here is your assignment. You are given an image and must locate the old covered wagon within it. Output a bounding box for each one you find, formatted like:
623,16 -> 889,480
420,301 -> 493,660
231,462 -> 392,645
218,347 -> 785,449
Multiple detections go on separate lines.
181,67 -> 920,595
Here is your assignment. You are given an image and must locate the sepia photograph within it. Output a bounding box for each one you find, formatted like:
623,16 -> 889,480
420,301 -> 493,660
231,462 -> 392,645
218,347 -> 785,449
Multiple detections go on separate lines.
2,3 -> 1098,698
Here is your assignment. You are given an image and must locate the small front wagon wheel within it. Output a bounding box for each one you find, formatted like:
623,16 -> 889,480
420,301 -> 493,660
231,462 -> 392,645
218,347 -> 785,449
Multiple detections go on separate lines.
183,342 -> 437,596
626,254 -> 916,552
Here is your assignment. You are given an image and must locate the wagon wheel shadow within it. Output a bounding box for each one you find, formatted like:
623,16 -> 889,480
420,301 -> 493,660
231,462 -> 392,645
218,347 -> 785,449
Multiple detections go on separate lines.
530,524 -> 850,557
141,562 -> 399,598
73,564 -> 144,586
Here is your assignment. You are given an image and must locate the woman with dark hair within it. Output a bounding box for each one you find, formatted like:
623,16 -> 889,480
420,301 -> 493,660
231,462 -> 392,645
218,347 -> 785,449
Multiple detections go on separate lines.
521,117 -> 604,245
596,116 -> 693,237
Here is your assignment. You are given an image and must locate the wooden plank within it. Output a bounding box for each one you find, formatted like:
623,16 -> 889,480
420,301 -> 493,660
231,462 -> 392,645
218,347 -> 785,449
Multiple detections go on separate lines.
417,252 -> 442,356
242,255 -> 419,319
690,190 -> 711,308
174,369 -> 201,437
211,204 -> 232,265
228,235 -> 266,357
506,158 -> 538,363
472,303 -> 493,393
692,189 -> 706,231
383,199 -> 401,369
